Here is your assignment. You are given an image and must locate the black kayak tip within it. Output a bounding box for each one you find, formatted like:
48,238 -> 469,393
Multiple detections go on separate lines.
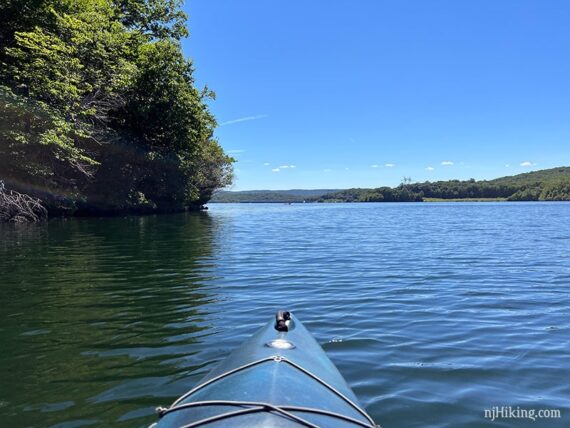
274,310 -> 291,332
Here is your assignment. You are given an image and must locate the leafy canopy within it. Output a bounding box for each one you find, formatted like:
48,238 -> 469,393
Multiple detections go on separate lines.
0,0 -> 233,214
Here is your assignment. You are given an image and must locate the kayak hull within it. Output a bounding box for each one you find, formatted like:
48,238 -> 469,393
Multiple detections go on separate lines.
155,313 -> 375,427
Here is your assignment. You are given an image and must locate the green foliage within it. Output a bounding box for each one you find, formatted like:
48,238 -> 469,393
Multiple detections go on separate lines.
108,38 -> 231,208
507,187 -> 541,201
113,0 -> 189,39
0,0 -> 233,217
192,139 -> 235,205
0,86 -> 96,211
318,185 -> 423,203
210,189 -> 340,203
122,39 -> 206,152
489,167 -> 570,187
540,179 -> 570,201
317,168 -> 570,203
406,180 -> 517,199
0,1 -> 65,53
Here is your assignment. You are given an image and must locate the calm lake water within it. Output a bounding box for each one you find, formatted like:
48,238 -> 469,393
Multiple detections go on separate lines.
1,202 -> 569,428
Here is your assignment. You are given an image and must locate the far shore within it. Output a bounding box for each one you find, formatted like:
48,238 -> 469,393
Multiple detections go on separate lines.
423,197 -> 507,202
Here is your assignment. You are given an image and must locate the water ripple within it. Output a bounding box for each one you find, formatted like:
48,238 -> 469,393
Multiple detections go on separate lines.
0,202 -> 569,427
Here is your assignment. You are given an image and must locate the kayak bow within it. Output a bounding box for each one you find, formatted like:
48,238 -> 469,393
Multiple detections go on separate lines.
153,311 -> 377,427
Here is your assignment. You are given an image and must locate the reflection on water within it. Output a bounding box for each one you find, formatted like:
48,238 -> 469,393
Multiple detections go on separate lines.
0,214 -> 219,427
1,202 -> 569,427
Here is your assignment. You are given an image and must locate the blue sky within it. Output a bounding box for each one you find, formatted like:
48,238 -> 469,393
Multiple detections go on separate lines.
182,0 -> 570,190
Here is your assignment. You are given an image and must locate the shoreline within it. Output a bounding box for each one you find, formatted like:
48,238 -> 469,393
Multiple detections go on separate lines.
422,197 -> 507,202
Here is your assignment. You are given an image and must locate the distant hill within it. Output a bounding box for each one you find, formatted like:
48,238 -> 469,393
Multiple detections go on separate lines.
316,167 -> 570,202
489,166 -> 570,186
486,166 -> 570,201
210,167 -> 570,204
209,189 -> 341,203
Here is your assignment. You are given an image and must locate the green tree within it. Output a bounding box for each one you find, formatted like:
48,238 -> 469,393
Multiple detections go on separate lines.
1,1 -> 137,209
113,0 -> 189,39
110,39 -> 232,209
0,0 -> 233,218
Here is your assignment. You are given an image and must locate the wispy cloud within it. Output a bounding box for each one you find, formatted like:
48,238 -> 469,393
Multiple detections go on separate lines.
271,168 -> 280,172
441,160 -> 454,166
289,165 -> 296,168
426,166 -> 435,171
385,163 -> 395,167
520,161 -> 535,167
263,162 -> 270,166
323,169 -> 332,172
227,149 -> 245,154
505,164 -> 511,168
220,114 -> 268,126
370,164 -> 379,168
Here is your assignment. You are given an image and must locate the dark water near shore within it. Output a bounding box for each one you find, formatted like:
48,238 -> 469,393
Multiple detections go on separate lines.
1,202 -> 569,428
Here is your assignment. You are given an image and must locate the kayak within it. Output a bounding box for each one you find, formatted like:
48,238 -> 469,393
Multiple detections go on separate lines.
153,311 -> 377,427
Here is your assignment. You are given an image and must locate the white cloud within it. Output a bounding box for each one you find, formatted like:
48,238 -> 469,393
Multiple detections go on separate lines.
263,162 -> 270,166
279,165 -> 289,169
441,161 -> 454,166
227,149 -> 245,154
505,164 -> 510,168
370,164 -> 379,168
520,161 -> 534,167
385,163 -> 395,167
220,114 -> 268,126
345,167 -> 350,171
289,165 -> 296,168
426,166 -> 435,171
271,168 -> 280,172
323,169 -> 332,172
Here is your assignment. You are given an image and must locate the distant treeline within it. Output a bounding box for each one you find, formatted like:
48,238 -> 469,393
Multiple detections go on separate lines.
210,189 -> 339,203
317,186 -> 423,202
0,0 -> 233,221
316,167 -> 570,203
